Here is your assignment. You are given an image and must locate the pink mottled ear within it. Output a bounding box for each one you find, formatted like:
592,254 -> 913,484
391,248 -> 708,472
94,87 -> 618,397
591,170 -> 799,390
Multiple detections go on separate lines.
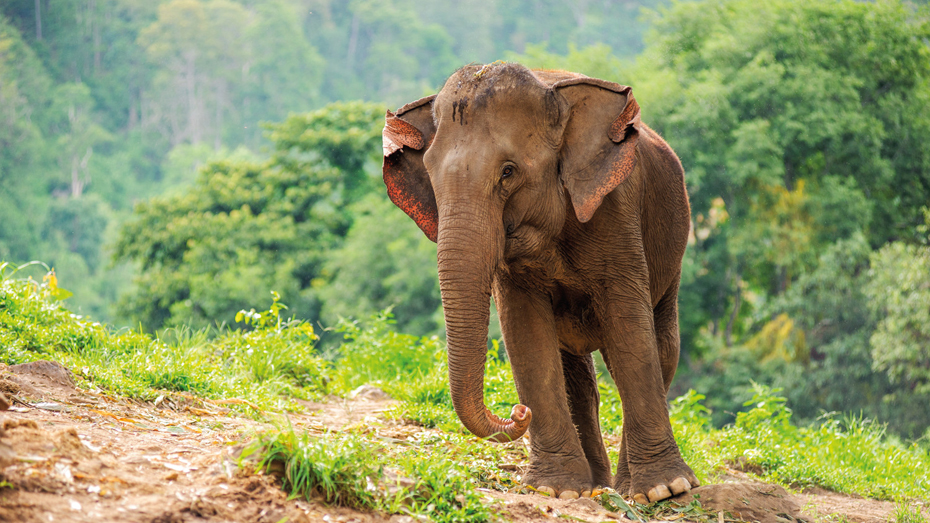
553,79 -> 641,223
382,95 -> 439,242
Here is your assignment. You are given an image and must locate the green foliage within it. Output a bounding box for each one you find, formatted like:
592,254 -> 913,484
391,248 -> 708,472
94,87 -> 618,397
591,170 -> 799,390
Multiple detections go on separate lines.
633,0 -> 930,344
315,194 -> 442,335
866,242 -> 930,395
0,263 -> 328,409
895,501 -> 929,523
137,0 -> 325,147
706,385 -> 930,500
114,101 -> 385,331
328,310 -> 445,393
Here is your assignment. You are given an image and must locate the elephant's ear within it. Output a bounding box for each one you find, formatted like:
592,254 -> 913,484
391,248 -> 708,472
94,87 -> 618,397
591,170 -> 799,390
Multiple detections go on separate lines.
553,78 -> 642,223
383,95 -> 439,242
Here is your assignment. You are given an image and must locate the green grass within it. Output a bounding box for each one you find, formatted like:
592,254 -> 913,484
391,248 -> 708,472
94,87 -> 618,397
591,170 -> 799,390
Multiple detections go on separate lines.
243,428 -> 384,509
662,384 -> 930,501
3,260 -> 930,521
0,262 -> 329,412
894,501 -> 929,523
242,425 -> 511,522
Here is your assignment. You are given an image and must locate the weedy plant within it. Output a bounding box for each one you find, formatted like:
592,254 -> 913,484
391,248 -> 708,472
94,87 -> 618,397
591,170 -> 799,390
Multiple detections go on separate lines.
894,501 -> 929,523
327,310 -> 445,393
709,384 -> 930,500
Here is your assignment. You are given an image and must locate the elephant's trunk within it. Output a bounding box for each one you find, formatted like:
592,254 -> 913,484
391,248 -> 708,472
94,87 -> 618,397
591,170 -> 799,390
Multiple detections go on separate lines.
437,212 -> 531,442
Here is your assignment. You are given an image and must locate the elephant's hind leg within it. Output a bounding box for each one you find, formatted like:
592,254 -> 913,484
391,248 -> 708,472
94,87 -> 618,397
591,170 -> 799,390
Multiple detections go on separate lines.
654,275 -> 683,394
599,348 -> 632,495
561,350 -> 612,488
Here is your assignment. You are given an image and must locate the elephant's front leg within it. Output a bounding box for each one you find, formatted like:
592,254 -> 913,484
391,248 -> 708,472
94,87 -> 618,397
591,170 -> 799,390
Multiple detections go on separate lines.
600,289 -> 698,504
494,282 -> 592,499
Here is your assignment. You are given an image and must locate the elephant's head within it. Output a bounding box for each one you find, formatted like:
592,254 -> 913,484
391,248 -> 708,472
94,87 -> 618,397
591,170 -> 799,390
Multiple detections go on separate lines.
382,62 -> 642,442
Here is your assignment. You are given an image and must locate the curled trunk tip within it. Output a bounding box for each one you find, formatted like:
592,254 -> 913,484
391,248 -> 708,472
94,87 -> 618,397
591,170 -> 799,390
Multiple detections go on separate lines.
483,404 -> 532,443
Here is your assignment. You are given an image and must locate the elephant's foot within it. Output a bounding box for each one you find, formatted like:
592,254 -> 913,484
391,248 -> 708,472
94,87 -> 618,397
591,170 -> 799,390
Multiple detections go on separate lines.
523,452 -> 593,499
627,452 -> 699,504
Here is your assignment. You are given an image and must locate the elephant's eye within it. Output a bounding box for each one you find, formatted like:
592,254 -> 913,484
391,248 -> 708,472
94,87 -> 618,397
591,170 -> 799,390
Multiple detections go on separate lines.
501,165 -> 514,179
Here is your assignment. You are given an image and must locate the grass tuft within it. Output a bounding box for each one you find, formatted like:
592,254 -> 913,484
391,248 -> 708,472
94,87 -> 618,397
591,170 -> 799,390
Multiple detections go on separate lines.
245,425 -> 501,522
244,429 -> 382,509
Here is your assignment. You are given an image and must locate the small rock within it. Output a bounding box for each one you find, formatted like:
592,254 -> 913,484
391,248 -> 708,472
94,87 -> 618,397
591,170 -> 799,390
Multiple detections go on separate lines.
56,428 -> 91,457
0,378 -> 20,396
348,385 -> 391,401
3,419 -> 38,430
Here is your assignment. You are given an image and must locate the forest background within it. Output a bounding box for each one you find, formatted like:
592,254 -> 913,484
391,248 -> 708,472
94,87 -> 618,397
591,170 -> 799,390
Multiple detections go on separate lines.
2,0 -> 930,440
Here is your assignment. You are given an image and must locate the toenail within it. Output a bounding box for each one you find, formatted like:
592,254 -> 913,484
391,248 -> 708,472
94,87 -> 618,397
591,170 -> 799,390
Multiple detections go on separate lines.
581,490 -> 592,498
647,484 -> 671,502
632,493 -> 648,504
669,477 -> 692,495
537,486 -> 555,497
558,491 -> 579,499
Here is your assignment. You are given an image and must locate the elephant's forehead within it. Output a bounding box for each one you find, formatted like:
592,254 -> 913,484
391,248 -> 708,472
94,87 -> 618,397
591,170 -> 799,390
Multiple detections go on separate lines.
435,66 -> 553,126
435,94 -> 544,128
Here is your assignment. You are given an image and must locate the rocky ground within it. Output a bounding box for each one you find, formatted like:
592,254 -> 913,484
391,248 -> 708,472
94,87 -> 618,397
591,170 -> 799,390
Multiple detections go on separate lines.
0,361 -> 898,523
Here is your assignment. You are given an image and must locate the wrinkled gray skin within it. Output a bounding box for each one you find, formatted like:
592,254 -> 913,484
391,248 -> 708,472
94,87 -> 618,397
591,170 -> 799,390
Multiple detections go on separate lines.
382,63 -> 697,503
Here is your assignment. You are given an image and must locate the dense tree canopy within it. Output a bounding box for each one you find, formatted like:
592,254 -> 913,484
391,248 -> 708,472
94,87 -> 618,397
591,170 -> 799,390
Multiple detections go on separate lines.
626,0 -> 930,436
113,102 -> 388,330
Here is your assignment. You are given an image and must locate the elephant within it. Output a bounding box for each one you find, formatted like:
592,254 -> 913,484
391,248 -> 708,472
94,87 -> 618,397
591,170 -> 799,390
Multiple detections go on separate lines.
381,62 -> 698,504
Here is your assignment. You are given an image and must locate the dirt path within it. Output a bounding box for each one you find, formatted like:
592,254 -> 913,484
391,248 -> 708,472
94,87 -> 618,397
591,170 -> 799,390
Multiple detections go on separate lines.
0,361 -> 897,523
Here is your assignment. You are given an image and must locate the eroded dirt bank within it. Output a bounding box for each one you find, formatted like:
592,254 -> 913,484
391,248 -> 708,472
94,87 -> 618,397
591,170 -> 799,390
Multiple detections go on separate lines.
0,361 -> 897,522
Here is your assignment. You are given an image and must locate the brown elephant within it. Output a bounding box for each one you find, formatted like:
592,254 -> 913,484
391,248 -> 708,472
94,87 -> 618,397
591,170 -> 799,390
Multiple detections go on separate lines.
381,62 -> 697,504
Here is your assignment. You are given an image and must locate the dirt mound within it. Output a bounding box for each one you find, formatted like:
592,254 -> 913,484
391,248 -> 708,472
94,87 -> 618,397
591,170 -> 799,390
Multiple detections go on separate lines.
678,483 -> 804,523
494,495 -> 620,522
3,360 -> 83,404
9,360 -> 75,387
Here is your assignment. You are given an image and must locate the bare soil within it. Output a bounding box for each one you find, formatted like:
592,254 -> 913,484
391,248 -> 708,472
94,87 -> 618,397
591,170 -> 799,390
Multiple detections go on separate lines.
0,361 -> 903,523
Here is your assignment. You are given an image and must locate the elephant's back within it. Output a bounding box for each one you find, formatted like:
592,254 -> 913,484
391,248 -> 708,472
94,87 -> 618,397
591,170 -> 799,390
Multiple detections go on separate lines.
531,69 -> 587,86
